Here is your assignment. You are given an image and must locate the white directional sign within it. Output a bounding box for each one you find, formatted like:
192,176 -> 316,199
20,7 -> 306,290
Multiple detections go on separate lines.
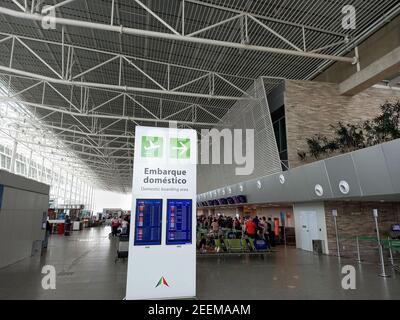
126,126 -> 197,300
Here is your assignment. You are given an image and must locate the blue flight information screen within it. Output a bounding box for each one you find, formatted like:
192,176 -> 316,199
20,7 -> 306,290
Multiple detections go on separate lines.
166,199 -> 192,245
134,199 -> 162,246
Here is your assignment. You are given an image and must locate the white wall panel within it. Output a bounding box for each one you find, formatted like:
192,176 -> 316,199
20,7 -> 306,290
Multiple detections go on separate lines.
0,170 -> 49,269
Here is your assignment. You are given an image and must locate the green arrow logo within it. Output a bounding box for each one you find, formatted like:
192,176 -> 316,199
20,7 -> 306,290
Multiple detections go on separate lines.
170,138 -> 190,159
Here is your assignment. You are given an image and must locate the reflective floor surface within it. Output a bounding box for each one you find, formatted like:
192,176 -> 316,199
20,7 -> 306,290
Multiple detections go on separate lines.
0,227 -> 399,300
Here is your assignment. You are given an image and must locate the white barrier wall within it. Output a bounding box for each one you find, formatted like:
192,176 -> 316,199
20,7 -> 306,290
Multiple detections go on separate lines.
0,170 -> 49,269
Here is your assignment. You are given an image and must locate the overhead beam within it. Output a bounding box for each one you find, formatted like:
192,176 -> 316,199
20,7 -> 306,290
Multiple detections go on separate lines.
0,7 -> 356,64
339,46 -> 400,95
0,31 -> 255,82
42,0 -> 77,13
11,0 -> 25,12
0,65 -> 248,101
0,96 -> 220,127
313,9 -> 400,83
185,0 -> 346,37
134,0 -> 179,35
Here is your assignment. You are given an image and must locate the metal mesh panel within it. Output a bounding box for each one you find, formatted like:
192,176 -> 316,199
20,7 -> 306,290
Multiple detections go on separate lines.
197,78 -> 282,193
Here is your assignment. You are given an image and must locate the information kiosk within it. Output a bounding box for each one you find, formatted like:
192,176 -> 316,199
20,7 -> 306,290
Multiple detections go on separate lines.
126,126 -> 197,300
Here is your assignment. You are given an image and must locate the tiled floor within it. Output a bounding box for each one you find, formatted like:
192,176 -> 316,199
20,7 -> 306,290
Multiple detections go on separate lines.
0,227 -> 399,300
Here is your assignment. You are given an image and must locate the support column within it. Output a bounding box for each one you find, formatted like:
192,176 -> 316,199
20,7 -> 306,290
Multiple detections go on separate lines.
91,187 -> 95,213
27,149 -> 33,178
50,162 -> 54,184
77,179 -> 82,205
64,171 -> 69,206
40,157 -> 45,183
69,174 -> 74,205
56,167 -> 62,202
84,183 -> 89,209
9,138 -> 18,173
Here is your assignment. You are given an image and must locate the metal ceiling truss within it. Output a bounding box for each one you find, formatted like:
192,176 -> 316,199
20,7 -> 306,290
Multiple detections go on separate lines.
0,5 -> 356,63
0,75 -> 223,128
0,32 -> 256,100
0,121 -> 100,183
0,0 -> 398,192
0,103 -> 130,190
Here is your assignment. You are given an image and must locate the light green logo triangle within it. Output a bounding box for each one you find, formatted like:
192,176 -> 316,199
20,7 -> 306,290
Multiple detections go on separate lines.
170,138 -> 190,159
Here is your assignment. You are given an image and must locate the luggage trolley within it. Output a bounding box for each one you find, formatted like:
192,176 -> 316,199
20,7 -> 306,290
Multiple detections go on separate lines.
115,234 -> 129,263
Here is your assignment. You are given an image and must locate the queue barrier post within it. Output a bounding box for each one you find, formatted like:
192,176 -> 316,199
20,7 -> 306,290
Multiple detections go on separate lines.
356,236 -> 362,264
373,209 -> 390,278
388,238 -> 395,267
332,210 -> 341,262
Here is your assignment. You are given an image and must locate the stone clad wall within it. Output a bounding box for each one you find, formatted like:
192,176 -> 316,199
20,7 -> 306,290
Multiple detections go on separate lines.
324,201 -> 400,259
284,80 -> 400,168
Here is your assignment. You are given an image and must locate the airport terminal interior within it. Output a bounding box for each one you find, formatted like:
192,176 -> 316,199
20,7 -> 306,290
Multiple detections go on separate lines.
0,0 -> 400,300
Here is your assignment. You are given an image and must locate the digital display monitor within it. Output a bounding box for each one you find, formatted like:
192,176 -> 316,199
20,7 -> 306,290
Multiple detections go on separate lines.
392,224 -> 400,231
219,198 -> 228,205
166,199 -> 192,245
207,200 -> 214,206
227,197 -> 235,205
134,199 -> 163,246
234,195 -> 247,204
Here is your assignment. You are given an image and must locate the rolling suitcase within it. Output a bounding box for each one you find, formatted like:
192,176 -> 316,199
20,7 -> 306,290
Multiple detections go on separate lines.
115,234 -> 129,262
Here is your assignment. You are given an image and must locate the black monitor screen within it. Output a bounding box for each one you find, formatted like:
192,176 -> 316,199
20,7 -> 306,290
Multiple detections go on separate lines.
233,196 -> 241,204
134,199 -> 162,246
166,199 -> 192,245
392,224 -> 400,231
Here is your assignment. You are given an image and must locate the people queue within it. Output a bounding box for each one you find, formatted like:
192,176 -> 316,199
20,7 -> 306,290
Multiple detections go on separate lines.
197,214 -> 277,246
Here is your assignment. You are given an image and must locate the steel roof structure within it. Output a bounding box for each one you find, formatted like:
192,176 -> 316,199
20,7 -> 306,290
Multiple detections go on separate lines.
0,0 -> 399,192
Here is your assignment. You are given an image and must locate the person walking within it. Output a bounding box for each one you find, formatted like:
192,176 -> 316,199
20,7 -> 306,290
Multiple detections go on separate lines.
43,220 -> 51,249
121,217 -> 129,235
261,217 -> 271,249
245,218 -> 257,239
267,217 -> 276,247
111,216 -> 120,237
64,215 -> 72,236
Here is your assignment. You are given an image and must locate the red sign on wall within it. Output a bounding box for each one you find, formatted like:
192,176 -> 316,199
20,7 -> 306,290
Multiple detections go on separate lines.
274,219 -> 279,236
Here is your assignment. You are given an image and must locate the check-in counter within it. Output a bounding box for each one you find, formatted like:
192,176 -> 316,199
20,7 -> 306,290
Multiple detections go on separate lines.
73,221 -> 84,231
48,220 -> 65,234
